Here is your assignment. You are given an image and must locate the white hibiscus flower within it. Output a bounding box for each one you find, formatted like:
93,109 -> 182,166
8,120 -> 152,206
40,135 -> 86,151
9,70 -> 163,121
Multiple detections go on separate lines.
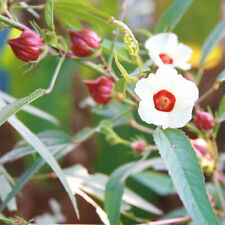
145,33 -> 193,70
135,67 -> 199,129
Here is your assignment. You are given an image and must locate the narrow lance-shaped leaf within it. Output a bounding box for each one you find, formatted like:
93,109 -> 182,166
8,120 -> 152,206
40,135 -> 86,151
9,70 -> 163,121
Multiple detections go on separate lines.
0,88 -> 45,127
7,115 -> 80,218
0,90 -> 59,125
217,69 -> 225,83
200,20 -> 225,67
153,128 -> 219,225
45,0 -> 55,30
105,160 -> 163,225
54,0 -> 110,20
0,96 -> 79,217
154,0 -> 193,33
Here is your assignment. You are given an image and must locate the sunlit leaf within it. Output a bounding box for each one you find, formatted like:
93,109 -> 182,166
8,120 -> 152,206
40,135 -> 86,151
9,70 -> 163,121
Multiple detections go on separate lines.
0,89 -> 45,127
0,166 -> 16,211
45,0 -> 55,30
217,69 -> 225,83
0,130 -> 71,164
0,90 -> 59,125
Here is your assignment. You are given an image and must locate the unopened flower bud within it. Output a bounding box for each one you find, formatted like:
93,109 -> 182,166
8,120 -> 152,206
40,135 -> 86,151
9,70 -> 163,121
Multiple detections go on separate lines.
69,29 -> 101,57
131,140 -> 146,154
190,138 -> 215,174
6,29 -> 44,62
194,110 -> 214,130
190,138 -> 207,157
84,76 -> 114,105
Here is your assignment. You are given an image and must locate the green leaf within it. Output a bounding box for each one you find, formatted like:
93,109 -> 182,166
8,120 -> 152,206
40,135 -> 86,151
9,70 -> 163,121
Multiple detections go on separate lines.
105,160 -> 163,225
45,0 -> 55,30
6,116 -> 79,217
218,95 -> 225,117
114,78 -> 127,95
200,20 -> 225,67
154,0 -> 193,33
153,128 -> 219,225
101,39 -> 134,64
0,89 -> 45,127
217,70 -> 225,83
0,130 -> 72,164
0,90 -> 59,125
0,166 -> 16,211
132,171 -> 175,196
65,164 -> 161,214
54,6 -> 113,31
0,142 -> 76,213
55,0 -> 110,20
161,208 -> 187,220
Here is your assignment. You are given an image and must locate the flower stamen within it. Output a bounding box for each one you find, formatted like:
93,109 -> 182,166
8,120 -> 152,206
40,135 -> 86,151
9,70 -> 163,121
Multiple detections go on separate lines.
153,89 -> 176,112
159,53 -> 173,64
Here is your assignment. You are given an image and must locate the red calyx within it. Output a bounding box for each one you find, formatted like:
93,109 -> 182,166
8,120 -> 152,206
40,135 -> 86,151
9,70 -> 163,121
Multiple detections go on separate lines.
131,141 -> 146,154
84,76 -> 114,105
159,53 -> 173,64
194,110 -> 214,130
153,89 -> 176,112
69,29 -> 101,57
6,29 -> 44,62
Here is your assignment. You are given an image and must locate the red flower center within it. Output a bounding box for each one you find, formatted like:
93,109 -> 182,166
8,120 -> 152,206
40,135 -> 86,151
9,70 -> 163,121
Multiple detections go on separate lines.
153,90 -> 176,112
159,53 -> 173,64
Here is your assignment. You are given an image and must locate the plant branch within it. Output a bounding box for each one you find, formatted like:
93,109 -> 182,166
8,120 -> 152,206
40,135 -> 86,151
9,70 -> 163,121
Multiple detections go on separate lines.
197,82 -> 219,104
12,4 -> 45,10
129,118 -> 154,134
44,56 -> 65,94
141,216 -> 190,225
0,14 -> 25,30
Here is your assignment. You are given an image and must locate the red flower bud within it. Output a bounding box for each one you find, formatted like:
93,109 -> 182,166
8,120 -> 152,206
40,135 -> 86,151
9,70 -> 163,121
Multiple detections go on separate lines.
84,76 -> 114,105
69,29 -> 101,57
6,29 -> 44,62
194,110 -> 214,130
131,141 -> 146,154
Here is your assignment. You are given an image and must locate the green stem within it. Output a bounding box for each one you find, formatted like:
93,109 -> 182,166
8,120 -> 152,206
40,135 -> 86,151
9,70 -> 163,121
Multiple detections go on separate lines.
70,57 -> 109,77
0,217 -> 14,224
197,86 -> 215,104
0,15 -> 25,30
196,67 -> 204,85
44,56 -> 65,94
12,4 -> 45,10
185,123 -> 201,135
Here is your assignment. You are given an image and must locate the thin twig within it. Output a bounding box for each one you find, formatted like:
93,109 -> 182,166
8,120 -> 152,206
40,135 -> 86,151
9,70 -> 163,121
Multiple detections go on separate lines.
12,4 -> 45,10
129,118 -> 154,134
44,56 -> 65,94
197,85 -> 217,104
0,14 -> 26,30
142,216 -> 190,225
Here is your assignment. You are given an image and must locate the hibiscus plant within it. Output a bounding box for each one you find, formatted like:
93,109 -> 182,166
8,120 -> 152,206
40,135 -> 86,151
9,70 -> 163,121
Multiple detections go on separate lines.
0,0 -> 225,225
